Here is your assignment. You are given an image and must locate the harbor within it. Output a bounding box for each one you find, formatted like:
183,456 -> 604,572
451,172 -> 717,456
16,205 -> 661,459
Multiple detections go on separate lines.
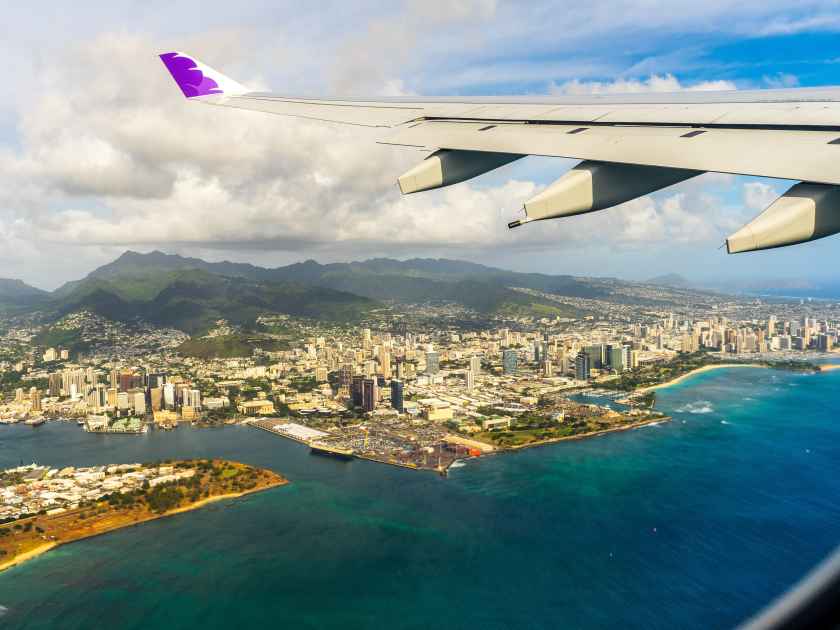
249,418 -> 475,474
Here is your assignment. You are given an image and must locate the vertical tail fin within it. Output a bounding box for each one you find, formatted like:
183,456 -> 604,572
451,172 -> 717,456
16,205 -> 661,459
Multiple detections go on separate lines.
159,51 -> 248,98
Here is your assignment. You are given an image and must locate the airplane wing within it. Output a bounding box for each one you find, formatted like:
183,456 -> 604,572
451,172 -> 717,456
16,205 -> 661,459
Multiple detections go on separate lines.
160,51 -> 840,254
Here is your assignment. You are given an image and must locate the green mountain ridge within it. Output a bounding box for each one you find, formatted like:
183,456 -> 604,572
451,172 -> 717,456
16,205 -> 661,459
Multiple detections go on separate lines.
0,278 -> 50,309
53,251 -> 600,318
14,249 -> 728,336
46,269 -> 378,335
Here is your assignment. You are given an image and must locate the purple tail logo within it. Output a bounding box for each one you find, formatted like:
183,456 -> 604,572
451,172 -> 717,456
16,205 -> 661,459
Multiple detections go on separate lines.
159,52 -> 223,98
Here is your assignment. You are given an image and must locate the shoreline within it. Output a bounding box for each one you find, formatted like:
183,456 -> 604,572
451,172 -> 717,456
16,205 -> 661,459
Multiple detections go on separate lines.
636,364 -> 767,393
450,416 -> 672,466
501,416 -> 672,451
0,478 -> 288,574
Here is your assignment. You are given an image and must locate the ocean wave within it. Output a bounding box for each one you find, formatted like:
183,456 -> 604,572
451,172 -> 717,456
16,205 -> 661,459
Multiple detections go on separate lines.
721,420 -> 730,425
675,401 -> 715,414
0,605 -> 7,618
449,460 -> 467,469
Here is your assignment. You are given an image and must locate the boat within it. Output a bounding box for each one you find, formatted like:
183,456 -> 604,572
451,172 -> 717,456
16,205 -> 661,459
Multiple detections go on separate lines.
310,442 -> 354,460
24,416 -> 46,427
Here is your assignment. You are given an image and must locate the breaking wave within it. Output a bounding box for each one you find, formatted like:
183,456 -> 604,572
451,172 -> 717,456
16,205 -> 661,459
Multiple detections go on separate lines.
676,401 -> 715,414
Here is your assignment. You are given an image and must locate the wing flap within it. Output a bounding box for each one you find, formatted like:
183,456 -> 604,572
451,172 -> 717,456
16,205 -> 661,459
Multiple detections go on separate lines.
380,121 -> 840,184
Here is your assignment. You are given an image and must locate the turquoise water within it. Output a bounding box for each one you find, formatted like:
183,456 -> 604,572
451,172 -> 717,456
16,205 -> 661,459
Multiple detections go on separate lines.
2,367 -> 840,629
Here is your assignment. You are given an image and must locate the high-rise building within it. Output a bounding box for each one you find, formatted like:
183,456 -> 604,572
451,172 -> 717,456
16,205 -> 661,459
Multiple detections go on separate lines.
48,373 -> 62,397
390,380 -> 404,412
351,375 -> 365,408
132,392 -> 147,415
150,387 -> 163,412
30,388 -> 42,412
502,349 -> 518,374
542,360 -> 553,378
609,347 -> 625,372
584,344 -> 605,369
163,383 -> 176,410
465,369 -> 475,391
425,351 -> 440,375
469,355 -> 481,375
362,378 -> 378,412
575,352 -> 591,381
338,364 -> 353,393
379,349 -> 391,379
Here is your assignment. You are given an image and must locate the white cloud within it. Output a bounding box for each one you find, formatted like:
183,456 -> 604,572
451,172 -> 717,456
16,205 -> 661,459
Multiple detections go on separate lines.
743,182 -> 783,211
550,74 -> 736,95
0,2 -> 837,286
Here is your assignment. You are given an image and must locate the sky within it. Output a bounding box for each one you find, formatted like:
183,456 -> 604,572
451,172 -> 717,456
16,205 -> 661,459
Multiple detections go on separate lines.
2,1 -> 840,290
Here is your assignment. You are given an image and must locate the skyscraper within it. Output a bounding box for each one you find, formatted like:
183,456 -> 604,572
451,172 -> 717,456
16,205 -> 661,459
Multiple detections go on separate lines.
425,351 -> 440,375
502,349 -> 518,374
362,378 -> 378,412
469,355 -> 481,375
575,352 -> 591,381
351,375 -> 365,407
390,380 -> 404,412
465,369 -> 475,391
30,388 -> 42,412
379,349 -> 392,379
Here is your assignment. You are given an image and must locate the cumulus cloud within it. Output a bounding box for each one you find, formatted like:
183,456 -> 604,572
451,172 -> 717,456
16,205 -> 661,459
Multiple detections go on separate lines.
1,1 -> 837,286
0,32 -> 747,266
550,74 -> 736,95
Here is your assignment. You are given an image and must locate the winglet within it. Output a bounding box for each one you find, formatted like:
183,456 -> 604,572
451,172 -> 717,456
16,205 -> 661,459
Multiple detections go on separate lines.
159,51 -> 248,98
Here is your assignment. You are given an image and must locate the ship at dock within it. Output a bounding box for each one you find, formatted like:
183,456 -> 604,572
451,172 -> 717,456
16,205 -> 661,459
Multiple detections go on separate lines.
24,416 -> 46,427
310,442 -> 354,460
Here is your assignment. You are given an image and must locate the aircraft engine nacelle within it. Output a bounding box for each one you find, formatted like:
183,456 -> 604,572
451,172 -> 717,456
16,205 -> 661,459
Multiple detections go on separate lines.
509,161 -> 699,228
726,183 -> 840,254
397,149 -> 522,194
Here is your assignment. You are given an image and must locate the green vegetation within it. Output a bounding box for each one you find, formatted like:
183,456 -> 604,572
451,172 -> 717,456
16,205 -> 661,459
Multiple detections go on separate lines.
33,326 -> 91,356
176,334 -> 290,359
289,376 -> 318,393
0,372 -> 48,398
47,269 -> 379,335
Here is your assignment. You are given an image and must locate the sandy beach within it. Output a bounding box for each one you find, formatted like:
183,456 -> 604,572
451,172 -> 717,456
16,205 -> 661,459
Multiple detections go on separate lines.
638,364 -> 767,393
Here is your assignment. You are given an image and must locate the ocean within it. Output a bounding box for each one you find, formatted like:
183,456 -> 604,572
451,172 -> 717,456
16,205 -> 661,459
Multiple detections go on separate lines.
2,366 -> 840,629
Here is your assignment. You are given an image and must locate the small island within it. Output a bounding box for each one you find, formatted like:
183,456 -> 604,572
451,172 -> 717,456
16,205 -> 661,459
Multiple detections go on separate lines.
0,459 -> 287,573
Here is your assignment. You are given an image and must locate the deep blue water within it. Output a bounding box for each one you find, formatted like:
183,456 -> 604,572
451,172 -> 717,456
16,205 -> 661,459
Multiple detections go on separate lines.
1,367 -> 840,630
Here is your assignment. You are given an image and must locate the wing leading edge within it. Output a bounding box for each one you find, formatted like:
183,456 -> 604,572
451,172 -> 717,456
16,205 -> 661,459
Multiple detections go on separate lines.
159,50 -> 840,253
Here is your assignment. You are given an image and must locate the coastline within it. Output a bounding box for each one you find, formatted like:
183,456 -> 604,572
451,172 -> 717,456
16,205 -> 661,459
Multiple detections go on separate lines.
637,364 -> 767,393
0,478 -> 288,574
501,416 -> 672,451
453,416 -> 672,466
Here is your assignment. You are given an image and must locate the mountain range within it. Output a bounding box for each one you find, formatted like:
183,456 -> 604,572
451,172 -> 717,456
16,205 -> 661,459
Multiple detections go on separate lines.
0,251 -> 706,335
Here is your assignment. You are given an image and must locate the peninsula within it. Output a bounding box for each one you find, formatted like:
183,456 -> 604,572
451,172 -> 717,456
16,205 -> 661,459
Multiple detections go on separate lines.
0,459 -> 287,573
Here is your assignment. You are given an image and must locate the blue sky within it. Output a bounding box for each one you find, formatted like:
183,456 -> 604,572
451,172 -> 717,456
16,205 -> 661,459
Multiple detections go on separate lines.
1,1 -> 840,289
